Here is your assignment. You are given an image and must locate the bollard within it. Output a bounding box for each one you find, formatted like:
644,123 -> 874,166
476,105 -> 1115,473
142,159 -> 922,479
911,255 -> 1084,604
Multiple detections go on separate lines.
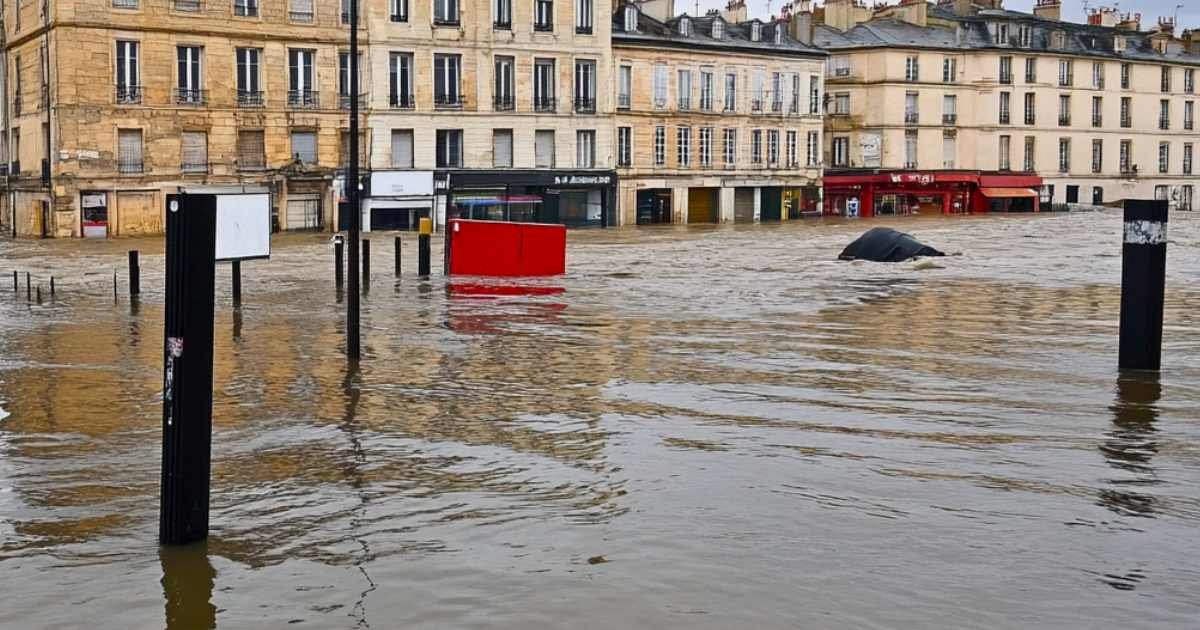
26,272 -> 31,301
114,270 -> 118,300
334,237 -> 345,290
12,270 -> 16,292
50,276 -> 55,297
362,238 -> 370,291
231,260 -> 242,307
394,236 -> 402,277
36,285 -> 41,304
1119,199 -> 1168,371
129,250 -> 141,296
418,218 -> 432,277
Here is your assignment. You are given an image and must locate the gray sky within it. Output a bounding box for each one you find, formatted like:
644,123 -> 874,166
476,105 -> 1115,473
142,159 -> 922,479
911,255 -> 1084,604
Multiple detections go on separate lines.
687,1 -> 1200,28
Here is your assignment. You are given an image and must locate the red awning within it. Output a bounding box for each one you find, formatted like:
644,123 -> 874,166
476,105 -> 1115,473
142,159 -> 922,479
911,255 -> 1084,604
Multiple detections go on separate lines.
980,187 -> 1038,199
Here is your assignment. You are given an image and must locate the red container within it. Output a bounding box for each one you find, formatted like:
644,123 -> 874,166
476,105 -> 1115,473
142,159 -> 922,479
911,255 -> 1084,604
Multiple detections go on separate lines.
447,219 -> 566,277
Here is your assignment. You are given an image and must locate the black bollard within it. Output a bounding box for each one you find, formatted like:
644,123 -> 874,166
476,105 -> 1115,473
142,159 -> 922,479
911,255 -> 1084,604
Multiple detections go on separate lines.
418,218 -> 432,277
394,236 -> 402,277
11,270 -> 16,292
114,270 -> 118,300
160,194 -> 218,546
334,237 -> 345,290
25,272 -> 31,301
362,238 -> 370,290
50,276 -> 55,297
129,250 -> 141,296
36,285 -> 41,304
1119,199 -> 1168,371
231,260 -> 242,307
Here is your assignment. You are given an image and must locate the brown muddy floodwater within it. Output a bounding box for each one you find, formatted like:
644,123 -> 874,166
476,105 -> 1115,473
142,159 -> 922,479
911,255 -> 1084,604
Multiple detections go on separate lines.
2,212 -> 1200,629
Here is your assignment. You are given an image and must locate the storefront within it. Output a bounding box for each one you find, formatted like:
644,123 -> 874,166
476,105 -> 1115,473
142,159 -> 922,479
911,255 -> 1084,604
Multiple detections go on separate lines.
824,170 -> 1042,218
442,170 -> 617,228
365,170 -> 435,231
636,189 -> 673,224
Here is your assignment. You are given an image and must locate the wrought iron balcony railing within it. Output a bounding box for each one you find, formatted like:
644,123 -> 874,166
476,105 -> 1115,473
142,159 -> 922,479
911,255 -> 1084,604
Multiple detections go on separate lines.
237,90 -> 264,108
116,86 -> 142,105
175,88 -> 208,105
288,90 -> 319,108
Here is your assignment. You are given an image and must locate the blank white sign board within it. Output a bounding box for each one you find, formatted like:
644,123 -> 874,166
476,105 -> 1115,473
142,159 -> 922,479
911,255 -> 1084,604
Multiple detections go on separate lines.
215,194 -> 271,261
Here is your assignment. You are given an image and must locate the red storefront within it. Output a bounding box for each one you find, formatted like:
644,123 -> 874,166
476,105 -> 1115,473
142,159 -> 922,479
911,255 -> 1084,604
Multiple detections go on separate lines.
823,170 -> 1044,218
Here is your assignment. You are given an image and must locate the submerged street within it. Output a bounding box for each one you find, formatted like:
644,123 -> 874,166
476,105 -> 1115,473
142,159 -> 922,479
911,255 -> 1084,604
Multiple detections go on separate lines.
1,212 -> 1199,628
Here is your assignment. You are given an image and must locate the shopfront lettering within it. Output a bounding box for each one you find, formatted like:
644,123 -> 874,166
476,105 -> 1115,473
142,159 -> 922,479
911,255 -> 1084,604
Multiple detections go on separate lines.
890,173 -> 935,185
553,175 -> 611,186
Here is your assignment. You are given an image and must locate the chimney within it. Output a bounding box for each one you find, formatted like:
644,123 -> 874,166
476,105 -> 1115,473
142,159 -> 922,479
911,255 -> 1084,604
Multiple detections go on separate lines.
721,0 -> 747,23
1184,29 -> 1200,54
823,0 -> 869,31
1088,6 -> 1120,27
1155,16 -> 1176,37
1033,0 -> 1061,22
1116,12 -> 1141,32
936,0 -> 977,18
787,1 -> 815,45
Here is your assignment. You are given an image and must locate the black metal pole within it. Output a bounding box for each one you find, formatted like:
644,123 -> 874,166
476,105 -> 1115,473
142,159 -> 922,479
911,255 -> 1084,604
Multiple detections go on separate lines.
25,272 -> 30,301
12,270 -> 16,292
129,250 -> 141,296
394,235 -> 402,276
49,276 -> 54,297
335,237 -> 344,289
346,0 -> 361,360
443,218 -> 452,275
231,260 -> 242,307
1119,199 -> 1168,371
36,285 -> 41,304
418,218 -> 431,277
160,194 -> 218,545
362,238 -> 370,291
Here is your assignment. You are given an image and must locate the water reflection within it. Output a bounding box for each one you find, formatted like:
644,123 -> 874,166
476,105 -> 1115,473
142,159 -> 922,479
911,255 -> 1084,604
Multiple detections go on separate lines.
1098,373 -> 1162,517
160,541 -> 216,630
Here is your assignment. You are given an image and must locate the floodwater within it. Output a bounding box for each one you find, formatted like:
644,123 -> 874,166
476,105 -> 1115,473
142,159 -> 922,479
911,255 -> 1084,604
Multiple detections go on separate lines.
2,211 -> 1200,629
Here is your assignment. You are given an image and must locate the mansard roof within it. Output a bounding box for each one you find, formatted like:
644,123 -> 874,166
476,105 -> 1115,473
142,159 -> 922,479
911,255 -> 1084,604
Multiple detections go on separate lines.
612,4 -> 827,59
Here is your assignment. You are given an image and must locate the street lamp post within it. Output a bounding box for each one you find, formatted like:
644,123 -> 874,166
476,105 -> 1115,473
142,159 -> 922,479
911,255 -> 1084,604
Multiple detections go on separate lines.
347,0 -> 362,360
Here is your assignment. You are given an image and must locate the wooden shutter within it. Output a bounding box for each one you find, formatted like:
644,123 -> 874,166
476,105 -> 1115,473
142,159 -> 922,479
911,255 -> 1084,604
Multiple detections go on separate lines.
391,130 -> 413,168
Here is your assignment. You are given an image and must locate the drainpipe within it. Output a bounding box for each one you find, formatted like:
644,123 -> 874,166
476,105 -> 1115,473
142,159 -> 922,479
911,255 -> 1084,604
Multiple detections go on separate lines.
41,0 -> 52,235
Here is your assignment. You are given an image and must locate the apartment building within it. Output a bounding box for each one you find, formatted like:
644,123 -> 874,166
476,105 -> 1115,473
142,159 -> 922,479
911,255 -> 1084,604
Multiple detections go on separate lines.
815,0 -> 1200,214
613,0 -> 824,224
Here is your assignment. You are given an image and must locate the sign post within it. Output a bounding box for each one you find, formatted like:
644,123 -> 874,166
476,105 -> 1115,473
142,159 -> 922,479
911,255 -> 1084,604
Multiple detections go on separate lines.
1119,200 -> 1168,371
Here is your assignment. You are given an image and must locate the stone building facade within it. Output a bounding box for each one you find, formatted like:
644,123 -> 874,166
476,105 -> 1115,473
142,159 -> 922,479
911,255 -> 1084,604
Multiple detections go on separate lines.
816,0 -> 1200,211
613,1 -> 825,224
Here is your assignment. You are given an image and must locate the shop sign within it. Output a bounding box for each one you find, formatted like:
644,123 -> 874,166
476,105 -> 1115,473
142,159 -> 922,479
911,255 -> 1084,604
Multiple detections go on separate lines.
890,173 -> 935,185
553,175 -> 611,186
371,171 -> 434,196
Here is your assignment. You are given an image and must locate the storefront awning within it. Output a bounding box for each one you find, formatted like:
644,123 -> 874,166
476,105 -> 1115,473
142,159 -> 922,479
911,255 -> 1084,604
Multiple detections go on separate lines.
980,187 -> 1038,199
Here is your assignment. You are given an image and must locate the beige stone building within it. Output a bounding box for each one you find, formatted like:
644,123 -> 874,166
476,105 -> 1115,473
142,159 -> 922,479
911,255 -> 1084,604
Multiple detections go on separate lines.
816,0 -> 1200,211
613,0 -> 825,224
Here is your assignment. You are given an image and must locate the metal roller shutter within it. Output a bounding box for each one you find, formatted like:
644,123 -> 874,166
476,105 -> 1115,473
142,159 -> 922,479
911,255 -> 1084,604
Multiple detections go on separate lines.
181,132 -> 207,170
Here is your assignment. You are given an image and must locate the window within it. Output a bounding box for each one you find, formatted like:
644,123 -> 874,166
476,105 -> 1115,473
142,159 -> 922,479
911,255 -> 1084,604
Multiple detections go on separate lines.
1024,92 -> 1036,125
904,130 -> 918,168
832,136 -> 849,167
771,72 -> 783,113
767,129 -> 778,165
434,0 -> 459,25
1058,137 -> 1070,172
391,0 -> 408,21
1155,185 -> 1169,201
237,130 -> 265,169
338,52 -> 362,108
833,92 -> 850,115
391,52 -> 414,108
905,56 -> 919,82
341,0 -> 358,24
1184,143 -> 1193,175
492,129 -> 513,167
723,129 -> 737,166
790,74 -> 801,113
1058,59 -> 1073,87
809,74 -> 820,114
654,126 -> 665,166
1186,69 -> 1195,94
905,92 -> 919,124
575,0 -> 592,33
494,0 -> 510,28
1087,61 -> 1104,89
535,129 -> 555,167
724,72 -> 737,111
118,128 -> 143,173
1181,184 -> 1194,211
994,22 -> 1009,45
999,56 -> 1012,84
654,64 -> 668,109
1091,139 -> 1103,173
236,48 -> 262,107
678,17 -> 691,37
1159,99 -> 1170,130
618,65 -> 632,109
115,40 -> 140,104
617,127 -> 632,167
288,49 -> 317,107
943,94 -> 956,124
999,92 -> 1011,125
751,22 -> 761,42
1159,142 -> 1170,174
1058,94 -> 1070,126
1186,101 -> 1194,130
493,56 -> 514,110
1051,31 -> 1065,49
1025,57 -> 1037,83
1121,63 -> 1131,89
174,0 -> 201,11
700,127 -> 713,167
290,130 -> 316,164
700,70 -> 714,111
831,56 -> 850,77
752,70 -> 764,112
339,131 -> 366,167
677,126 -> 692,167
1161,66 -> 1172,93
1120,96 -> 1131,128
576,130 -> 595,168
176,46 -> 204,104
575,60 -> 596,113
181,131 -> 208,173
234,0 -> 258,17
999,135 -> 1011,170
943,131 -> 956,169
534,59 -> 556,111
1023,136 -> 1035,171
391,129 -> 414,167
1120,140 -> 1132,173
289,0 -> 314,22
623,5 -> 638,32
751,129 -> 763,164
1019,25 -> 1032,47
785,130 -> 797,167
712,19 -> 724,39
436,129 -> 463,167
677,69 -> 692,110
534,0 -> 553,31
806,131 -> 819,166
434,54 -> 461,107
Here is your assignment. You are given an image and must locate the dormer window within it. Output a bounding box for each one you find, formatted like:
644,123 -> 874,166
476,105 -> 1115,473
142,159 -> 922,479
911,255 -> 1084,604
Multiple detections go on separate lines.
1018,25 -> 1032,47
623,5 -> 637,32
774,25 -> 783,44
712,18 -> 724,39
679,17 -> 691,37
751,21 -> 761,42
1051,30 -> 1065,49
1115,36 -> 1127,53
994,23 -> 1009,45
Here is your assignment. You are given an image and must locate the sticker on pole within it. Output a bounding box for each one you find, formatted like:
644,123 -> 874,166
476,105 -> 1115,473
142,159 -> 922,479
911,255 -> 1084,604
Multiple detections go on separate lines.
1124,220 -> 1167,245
164,337 -> 184,426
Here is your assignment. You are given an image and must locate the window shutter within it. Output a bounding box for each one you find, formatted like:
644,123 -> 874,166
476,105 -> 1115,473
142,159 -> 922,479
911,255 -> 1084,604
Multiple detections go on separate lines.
391,130 -> 413,168
535,130 -> 554,168
118,129 -> 143,164
181,132 -> 207,167
493,130 -> 513,167
237,130 -> 264,167
292,131 -> 316,162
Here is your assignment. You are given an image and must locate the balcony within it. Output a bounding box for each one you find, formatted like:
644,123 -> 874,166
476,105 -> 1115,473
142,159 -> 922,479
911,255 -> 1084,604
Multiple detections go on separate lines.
1088,115 -> 1101,128
175,88 -> 208,106
435,93 -> 464,109
113,0 -> 138,7
433,16 -> 460,27
237,90 -> 264,108
1058,114 -> 1071,126
494,19 -> 511,29
1094,78 -> 1106,89
942,114 -> 957,125
182,161 -> 210,174
289,10 -> 313,22
574,97 -> 596,114
751,99 -> 763,113
338,93 -> 367,109
1186,119 -> 1195,131
533,21 -> 553,32
493,96 -> 514,111
1121,117 -> 1132,128
1120,164 -> 1137,176
904,111 -> 919,124
173,0 -> 201,11
617,94 -> 631,110
117,160 -> 143,174
771,100 -> 783,114
678,99 -> 691,112
288,89 -> 319,109
390,94 -> 415,109
576,26 -> 593,35
533,96 -> 555,113
116,85 -> 142,105
1159,117 -> 1170,130
1000,73 -> 1013,85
